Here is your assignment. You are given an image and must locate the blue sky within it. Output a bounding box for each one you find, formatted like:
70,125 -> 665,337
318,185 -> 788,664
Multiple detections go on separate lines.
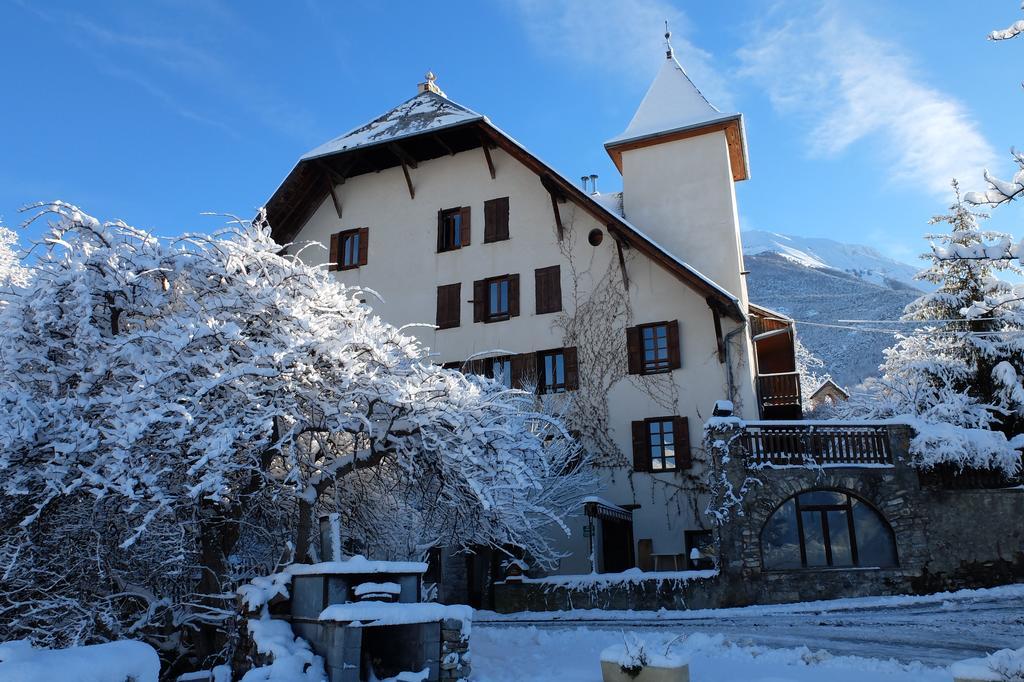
1,0 -> 1020,266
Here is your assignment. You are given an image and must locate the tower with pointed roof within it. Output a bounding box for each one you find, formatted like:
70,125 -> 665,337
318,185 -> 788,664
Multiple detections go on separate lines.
605,44 -> 750,306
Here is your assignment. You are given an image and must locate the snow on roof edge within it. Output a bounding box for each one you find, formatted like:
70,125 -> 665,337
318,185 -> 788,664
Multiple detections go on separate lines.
605,112 -> 743,148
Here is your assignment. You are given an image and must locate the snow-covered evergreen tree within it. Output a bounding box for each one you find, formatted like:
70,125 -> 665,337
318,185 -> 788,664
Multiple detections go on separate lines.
0,203 -> 593,671
842,183 -> 1024,474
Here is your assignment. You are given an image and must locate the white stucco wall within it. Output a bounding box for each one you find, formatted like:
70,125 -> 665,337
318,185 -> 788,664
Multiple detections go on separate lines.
286,143 -> 757,575
620,130 -> 750,306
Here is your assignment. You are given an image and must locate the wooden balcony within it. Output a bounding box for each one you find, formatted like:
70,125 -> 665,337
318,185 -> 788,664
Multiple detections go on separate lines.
741,422 -> 894,466
757,371 -> 802,420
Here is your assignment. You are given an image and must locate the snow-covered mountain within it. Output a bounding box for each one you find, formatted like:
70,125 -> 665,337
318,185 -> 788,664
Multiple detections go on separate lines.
742,233 -> 926,389
743,230 -> 925,291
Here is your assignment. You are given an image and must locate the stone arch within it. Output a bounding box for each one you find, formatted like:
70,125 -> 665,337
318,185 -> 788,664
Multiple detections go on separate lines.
759,488 -> 899,571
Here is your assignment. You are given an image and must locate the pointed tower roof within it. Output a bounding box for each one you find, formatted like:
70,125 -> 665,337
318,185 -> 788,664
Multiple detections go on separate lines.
607,55 -> 729,145
605,53 -> 749,181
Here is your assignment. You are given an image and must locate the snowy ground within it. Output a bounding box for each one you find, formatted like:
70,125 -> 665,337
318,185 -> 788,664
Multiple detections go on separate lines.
473,585 -> 1024,681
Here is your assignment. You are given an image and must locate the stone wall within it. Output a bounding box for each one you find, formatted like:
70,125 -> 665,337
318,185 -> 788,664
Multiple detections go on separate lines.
710,422 -> 1024,606
494,574 -> 720,612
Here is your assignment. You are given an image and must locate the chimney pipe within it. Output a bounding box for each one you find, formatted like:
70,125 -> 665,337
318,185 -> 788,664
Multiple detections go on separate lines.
581,176 -> 589,192
589,174 -> 598,194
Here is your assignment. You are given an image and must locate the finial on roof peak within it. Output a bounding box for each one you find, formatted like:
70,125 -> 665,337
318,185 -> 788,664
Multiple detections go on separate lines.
664,20 -> 673,59
418,70 -> 447,98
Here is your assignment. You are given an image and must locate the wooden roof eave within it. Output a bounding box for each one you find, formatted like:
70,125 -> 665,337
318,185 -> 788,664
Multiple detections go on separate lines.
604,115 -> 749,182
262,116 -> 746,321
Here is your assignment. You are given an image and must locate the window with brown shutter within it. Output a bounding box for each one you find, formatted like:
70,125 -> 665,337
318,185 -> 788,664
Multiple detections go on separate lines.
438,207 -> 469,252
535,265 -> 562,314
329,232 -> 340,272
626,320 -> 681,374
563,346 -> 579,390
475,274 -> 520,323
484,197 -> 509,243
537,347 -> 577,394
631,416 -> 690,472
674,416 -> 692,470
357,227 -> 368,266
510,352 -> 537,390
436,283 -> 461,330
631,421 -> 650,472
330,228 -> 368,271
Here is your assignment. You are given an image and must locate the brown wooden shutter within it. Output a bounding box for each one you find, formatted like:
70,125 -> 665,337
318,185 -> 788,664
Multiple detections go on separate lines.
329,232 -> 340,272
357,227 -> 369,266
631,420 -> 651,472
535,265 -> 561,314
437,210 -> 444,252
674,416 -> 692,469
508,274 -> 520,317
563,346 -> 579,390
667,320 -> 681,369
459,206 -> 471,246
626,326 -> 642,374
484,197 -> 509,242
483,199 -> 496,243
511,352 -> 537,391
473,279 -> 486,322
436,283 -> 460,330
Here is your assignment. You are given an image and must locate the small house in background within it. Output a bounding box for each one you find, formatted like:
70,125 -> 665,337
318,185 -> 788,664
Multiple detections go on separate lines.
808,378 -> 849,412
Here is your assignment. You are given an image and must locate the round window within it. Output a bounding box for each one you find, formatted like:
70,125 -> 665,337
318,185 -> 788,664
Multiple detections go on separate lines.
588,228 -> 604,246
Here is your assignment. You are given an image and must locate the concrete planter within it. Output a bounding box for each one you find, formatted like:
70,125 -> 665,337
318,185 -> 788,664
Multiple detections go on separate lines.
600,659 -> 690,682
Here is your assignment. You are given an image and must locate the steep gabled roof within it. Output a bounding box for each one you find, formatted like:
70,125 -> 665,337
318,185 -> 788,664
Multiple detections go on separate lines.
302,91 -> 484,161
263,91 -> 746,321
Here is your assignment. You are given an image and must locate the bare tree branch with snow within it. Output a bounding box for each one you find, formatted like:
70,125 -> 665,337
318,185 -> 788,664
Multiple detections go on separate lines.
0,203 -> 594,674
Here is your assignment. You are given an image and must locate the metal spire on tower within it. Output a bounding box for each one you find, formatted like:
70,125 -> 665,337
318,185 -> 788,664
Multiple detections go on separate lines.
664,20 -> 673,59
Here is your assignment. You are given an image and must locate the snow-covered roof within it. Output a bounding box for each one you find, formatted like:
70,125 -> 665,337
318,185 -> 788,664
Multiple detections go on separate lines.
606,55 -> 736,147
267,83 -> 746,319
589,191 -> 623,217
301,91 -> 484,161
287,556 -> 428,575
810,378 -> 849,399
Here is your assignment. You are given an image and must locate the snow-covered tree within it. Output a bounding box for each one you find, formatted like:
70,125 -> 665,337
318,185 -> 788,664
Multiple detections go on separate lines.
841,184 -> 1024,474
794,337 -> 827,413
0,202 -> 593,672
963,3 -> 1023,220
0,224 -> 29,293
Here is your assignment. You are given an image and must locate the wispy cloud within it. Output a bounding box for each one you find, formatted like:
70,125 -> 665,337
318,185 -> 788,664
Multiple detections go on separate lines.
12,0 -> 315,140
737,4 -> 995,195
506,0 -> 734,110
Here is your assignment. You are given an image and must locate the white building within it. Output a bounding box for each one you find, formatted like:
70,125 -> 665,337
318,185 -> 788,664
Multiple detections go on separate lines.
265,49 -> 799,604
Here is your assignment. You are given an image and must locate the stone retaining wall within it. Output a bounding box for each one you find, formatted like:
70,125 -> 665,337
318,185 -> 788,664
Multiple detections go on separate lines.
711,422 -> 1024,606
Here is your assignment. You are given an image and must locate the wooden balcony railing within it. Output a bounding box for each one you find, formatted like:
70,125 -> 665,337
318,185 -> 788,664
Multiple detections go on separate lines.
742,423 -> 894,466
757,371 -> 802,408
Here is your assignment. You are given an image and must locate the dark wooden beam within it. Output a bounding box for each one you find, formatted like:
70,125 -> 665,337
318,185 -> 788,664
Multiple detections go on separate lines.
612,230 -> 629,290
388,142 -> 419,169
329,153 -> 362,184
324,173 -> 343,219
539,175 -> 565,239
433,134 -> 454,156
482,143 -> 496,179
399,159 -> 415,200
709,300 -> 726,363
478,132 -> 496,179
